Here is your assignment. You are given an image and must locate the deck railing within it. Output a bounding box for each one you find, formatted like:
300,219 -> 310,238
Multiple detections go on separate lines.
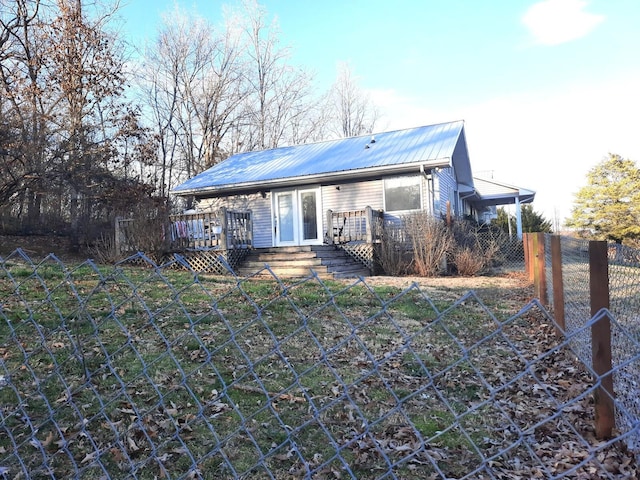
115,208 -> 252,255
169,208 -> 252,251
326,206 -> 384,245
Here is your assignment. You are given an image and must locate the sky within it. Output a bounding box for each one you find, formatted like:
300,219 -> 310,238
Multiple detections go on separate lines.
118,0 -> 640,228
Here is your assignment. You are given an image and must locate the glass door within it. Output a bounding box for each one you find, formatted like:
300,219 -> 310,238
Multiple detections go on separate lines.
273,188 -> 322,246
299,189 -> 321,245
274,191 -> 296,246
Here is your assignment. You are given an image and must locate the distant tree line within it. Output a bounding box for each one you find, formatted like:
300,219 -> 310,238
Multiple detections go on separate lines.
0,0 -> 378,248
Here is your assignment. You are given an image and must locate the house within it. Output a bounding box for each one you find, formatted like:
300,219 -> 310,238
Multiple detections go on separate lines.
170,120 -> 535,276
471,176 -> 536,231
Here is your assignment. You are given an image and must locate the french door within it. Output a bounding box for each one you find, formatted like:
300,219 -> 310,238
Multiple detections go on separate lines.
273,188 -> 322,246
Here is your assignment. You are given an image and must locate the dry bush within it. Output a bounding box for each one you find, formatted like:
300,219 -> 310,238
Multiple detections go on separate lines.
87,233 -> 120,264
378,215 -> 507,277
451,246 -> 487,276
375,221 -> 411,275
120,214 -> 170,263
403,212 -> 453,277
450,220 -> 501,276
97,202 -> 171,263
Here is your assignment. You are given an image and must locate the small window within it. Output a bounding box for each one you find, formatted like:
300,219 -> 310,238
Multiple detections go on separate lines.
433,174 -> 441,214
384,176 -> 421,212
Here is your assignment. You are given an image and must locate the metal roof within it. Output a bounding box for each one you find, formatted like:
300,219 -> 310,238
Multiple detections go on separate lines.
471,177 -> 536,206
173,120 -> 470,196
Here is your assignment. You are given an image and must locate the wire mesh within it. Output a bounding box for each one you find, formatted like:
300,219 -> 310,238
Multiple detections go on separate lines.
543,236 -> 640,461
605,242 -> 640,456
556,236 -> 592,365
478,231 -> 524,274
0,249 -> 638,479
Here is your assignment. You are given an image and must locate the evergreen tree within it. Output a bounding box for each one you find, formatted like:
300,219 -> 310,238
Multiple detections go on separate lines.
493,205 -> 552,234
566,153 -> 640,243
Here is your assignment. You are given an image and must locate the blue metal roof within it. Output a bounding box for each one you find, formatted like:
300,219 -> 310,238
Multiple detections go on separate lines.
173,120 -> 469,195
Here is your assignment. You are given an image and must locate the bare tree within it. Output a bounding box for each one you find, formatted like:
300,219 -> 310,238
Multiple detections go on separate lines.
228,0 -> 319,150
0,0 -> 156,244
139,6 -> 248,199
327,62 -> 380,138
0,0 -> 57,229
47,0 -> 157,246
138,0 -> 326,205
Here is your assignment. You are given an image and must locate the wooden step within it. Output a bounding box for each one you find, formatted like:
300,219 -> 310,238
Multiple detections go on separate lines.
235,265 -> 332,279
235,245 -> 371,279
245,251 -> 318,262
241,258 -> 323,269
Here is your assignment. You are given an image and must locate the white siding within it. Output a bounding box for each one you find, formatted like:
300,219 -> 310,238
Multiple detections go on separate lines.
321,175 -> 436,227
436,168 -> 457,217
321,180 -> 383,233
322,180 -> 383,211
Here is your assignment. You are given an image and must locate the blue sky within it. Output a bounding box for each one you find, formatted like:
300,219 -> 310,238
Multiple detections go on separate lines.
119,0 -> 640,226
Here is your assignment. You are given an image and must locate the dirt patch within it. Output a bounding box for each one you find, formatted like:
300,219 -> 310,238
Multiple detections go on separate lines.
360,272 -> 528,290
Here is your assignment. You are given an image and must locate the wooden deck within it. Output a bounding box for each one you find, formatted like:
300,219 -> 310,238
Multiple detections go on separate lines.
116,207 -> 382,276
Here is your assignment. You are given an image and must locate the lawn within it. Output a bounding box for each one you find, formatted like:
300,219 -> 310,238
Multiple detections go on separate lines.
0,257 -> 636,479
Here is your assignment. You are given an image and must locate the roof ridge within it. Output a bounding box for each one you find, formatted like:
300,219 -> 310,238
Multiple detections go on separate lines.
238,119 -> 466,154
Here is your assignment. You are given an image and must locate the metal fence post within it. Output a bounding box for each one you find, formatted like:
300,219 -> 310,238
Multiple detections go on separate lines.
550,235 -> 565,336
589,240 -> 615,439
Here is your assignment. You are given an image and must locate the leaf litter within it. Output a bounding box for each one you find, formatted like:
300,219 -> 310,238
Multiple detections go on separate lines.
0,268 -> 637,479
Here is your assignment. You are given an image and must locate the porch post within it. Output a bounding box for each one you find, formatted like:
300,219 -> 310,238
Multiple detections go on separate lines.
515,196 -> 523,240
365,206 -> 373,243
326,209 -> 334,245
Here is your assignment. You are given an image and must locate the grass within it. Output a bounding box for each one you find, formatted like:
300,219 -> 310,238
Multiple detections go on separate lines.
0,259 -> 622,479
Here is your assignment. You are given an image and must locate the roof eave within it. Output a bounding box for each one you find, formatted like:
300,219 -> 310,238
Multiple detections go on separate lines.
470,192 -> 536,208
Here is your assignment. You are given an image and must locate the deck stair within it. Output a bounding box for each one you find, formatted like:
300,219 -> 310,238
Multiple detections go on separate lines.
235,245 -> 370,279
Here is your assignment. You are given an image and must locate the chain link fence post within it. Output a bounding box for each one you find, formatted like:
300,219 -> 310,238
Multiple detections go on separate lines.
589,240 -> 615,439
550,235 -> 565,336
532,232 -> 548,306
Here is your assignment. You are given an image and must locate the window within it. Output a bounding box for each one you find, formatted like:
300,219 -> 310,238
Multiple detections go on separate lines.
384,176 -> 422,212
432,174 -> 441,214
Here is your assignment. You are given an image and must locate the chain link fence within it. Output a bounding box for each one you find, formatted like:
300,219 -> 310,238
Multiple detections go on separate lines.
492,234 -> 525,273
544,234 -> 640,460
1,249 -> 638,479
550,235 -> 591,363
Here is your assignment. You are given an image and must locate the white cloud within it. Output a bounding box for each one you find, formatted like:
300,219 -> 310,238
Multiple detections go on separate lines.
522,0 -> 604,46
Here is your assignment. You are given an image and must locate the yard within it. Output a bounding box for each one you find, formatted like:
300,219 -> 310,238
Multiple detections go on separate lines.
0,253 -> 637,479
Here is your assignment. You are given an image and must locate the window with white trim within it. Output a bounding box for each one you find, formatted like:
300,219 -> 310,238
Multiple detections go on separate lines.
384,176 -> 421,212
